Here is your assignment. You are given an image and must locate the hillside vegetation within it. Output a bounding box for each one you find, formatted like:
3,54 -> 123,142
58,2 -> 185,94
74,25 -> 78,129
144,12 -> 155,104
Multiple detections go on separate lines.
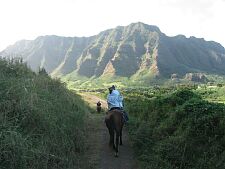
0,58 -> 88,169
125,88 -> 225,169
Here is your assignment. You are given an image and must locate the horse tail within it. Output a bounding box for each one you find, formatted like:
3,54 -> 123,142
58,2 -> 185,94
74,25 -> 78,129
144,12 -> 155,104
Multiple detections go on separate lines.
112,111 -> 123,133
105,113 -> 116,132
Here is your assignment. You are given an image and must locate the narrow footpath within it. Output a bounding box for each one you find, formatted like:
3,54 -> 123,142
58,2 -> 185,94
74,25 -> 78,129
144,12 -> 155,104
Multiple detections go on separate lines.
80,93 -> 139,169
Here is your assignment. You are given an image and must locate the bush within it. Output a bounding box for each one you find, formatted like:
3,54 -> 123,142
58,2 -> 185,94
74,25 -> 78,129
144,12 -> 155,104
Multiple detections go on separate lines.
0,58 -> 88,169
126,88 -> 225,169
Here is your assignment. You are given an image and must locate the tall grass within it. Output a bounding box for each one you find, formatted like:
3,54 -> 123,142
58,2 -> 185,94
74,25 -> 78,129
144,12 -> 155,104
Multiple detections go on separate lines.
126,88 -> 225,169
0,58 -> 88,169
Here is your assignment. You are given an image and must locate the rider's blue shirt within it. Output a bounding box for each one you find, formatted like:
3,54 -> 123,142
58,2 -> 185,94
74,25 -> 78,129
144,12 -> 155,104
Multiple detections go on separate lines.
107,92 -> 120,110
107,89 -> 124,110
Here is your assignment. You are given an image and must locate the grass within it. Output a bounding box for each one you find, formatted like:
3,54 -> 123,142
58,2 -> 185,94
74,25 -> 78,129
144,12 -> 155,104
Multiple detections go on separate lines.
196,85 -> 225,104
2,57 -> 225,169
0,58 -> 89,169
125,88 -> 225,169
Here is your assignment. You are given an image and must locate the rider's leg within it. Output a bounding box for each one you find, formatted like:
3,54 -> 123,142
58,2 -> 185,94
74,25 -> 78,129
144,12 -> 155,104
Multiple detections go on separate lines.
123,110 -> 129,122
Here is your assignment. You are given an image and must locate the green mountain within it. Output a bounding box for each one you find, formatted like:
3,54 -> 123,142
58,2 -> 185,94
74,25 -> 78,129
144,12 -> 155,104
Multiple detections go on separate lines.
1,36 -> 95,76
1,22 -> 225,82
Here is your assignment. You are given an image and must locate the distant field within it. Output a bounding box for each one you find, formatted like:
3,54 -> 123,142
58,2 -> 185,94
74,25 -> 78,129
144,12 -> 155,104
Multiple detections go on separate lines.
196,85 -> 225,104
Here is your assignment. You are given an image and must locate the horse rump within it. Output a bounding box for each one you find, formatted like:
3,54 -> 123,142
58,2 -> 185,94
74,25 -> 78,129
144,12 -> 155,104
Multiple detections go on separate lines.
105,109 -> 124,157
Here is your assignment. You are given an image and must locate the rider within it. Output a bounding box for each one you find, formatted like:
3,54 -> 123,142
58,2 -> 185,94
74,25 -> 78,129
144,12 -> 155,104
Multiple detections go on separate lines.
107,85 -> 129,122
97,101 -> 101,107
107,86 -> 120,111
111,85 -> 124,108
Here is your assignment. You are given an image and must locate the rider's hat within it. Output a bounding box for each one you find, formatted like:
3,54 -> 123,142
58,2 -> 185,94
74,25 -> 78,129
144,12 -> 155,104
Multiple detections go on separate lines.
108,86 -> 113,91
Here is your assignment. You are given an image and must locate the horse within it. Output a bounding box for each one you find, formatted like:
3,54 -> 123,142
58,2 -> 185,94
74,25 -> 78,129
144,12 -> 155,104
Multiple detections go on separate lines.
105,109 -> 124,157
97,105 -> 101,113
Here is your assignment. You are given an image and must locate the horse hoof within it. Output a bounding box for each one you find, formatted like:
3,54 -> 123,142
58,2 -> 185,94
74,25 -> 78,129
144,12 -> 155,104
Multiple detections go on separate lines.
114,152 -> 119,157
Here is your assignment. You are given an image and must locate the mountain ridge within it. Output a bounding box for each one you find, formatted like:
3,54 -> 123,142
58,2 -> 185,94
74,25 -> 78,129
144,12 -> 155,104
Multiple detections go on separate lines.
1,22 -> 225,83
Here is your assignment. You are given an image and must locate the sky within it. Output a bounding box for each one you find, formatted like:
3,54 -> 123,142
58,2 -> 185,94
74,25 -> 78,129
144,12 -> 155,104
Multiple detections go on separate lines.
0,0 -> 225,51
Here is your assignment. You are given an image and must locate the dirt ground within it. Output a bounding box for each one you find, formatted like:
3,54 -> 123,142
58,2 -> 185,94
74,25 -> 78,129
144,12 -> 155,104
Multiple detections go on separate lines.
80,93 -> 139,169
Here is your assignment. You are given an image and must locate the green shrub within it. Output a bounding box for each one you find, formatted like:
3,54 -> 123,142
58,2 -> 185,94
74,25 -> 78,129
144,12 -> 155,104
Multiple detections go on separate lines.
0,58 -> 87,169
126,88 -> 225,169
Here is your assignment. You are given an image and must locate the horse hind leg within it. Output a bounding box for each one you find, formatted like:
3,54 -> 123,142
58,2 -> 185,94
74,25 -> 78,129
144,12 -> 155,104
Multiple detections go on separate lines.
114,131 -> 119,157
109,128 -> 115,149
119,128 -> 123,145
112,132 -> 116,150
106,121 -> 114,148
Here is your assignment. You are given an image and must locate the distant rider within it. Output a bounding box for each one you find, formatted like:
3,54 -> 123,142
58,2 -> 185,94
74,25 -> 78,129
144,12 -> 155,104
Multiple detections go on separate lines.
97,101 -> 101,107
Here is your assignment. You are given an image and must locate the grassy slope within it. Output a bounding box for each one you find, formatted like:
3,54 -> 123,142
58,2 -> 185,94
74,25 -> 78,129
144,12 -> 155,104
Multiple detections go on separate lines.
0,58 -> 89,169
125,88 -> 225,169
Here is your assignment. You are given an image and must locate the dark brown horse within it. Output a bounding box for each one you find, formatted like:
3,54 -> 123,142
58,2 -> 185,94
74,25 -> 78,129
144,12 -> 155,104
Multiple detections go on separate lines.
105,109 -> 124,157
97,106 -> 101,113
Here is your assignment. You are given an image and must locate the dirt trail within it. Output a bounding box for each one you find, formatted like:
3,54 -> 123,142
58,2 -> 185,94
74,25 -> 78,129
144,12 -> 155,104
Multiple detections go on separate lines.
99,119 -> 138,169
79,93 -> 108,110
80,93 -> 139,169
